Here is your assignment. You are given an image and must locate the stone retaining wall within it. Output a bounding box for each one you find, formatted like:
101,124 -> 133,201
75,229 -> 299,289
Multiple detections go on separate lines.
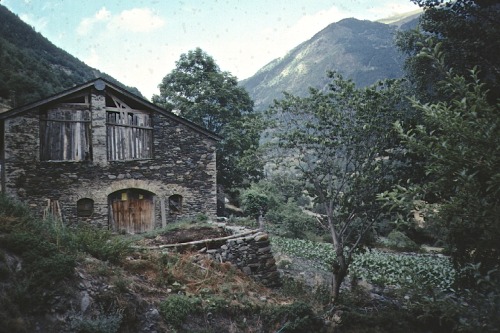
201,232 -> 281,287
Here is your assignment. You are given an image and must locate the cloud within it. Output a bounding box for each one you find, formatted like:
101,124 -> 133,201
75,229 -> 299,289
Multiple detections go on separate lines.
212,6 -> 351,80
77,7 -> 165,36
77,7 -> 111,35
361,1 -> 421,20
108,8 -> 165,33
83,48 -> 100,68
288,6 -> 349,41
19,13 -> 49,32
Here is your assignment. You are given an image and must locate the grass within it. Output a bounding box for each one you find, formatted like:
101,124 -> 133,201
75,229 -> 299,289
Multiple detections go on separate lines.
4,194 -> 493,332
0,194 -> 136,325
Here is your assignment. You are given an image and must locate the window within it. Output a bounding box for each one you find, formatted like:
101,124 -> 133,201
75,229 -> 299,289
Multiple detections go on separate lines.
169,194 -> 183,214
106,94 -> 153,160
77,198 -> 94,217
40,107 -> 91,161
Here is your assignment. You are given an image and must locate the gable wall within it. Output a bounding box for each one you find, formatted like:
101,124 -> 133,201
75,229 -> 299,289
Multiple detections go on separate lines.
2,88 -> 217,230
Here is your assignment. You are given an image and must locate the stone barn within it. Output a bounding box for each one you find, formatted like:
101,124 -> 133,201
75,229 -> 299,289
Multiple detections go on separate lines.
0,78 -> 219,233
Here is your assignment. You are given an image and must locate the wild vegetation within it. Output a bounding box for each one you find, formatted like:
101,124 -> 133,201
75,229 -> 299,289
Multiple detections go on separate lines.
0,195 -> 327,332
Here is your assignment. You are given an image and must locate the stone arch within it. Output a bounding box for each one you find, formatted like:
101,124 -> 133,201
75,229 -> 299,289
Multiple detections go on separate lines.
104,179 -> 163,200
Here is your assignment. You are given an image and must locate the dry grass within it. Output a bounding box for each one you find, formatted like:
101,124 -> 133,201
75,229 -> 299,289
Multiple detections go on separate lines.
167,252 -> 269,297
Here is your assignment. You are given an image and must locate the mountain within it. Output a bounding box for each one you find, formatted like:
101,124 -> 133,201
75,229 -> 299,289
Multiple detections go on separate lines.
240,17 -> 418,111
0,5 -> 142,107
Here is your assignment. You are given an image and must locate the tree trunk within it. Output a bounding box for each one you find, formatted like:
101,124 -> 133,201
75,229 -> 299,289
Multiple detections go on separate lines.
329,217 -> 348,302
258,209 -> 265,231
331,250 -> 348,302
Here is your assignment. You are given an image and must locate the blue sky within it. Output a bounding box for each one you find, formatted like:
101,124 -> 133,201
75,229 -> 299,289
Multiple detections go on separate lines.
2,0 -> 420,100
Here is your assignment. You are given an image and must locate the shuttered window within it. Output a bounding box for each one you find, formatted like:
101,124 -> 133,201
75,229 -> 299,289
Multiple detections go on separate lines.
40,107 -> 92,161
106,93 -> 153,161
106,110 -> 153,160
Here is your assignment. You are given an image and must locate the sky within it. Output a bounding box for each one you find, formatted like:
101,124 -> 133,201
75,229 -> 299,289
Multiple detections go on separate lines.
2,0 -> 420,100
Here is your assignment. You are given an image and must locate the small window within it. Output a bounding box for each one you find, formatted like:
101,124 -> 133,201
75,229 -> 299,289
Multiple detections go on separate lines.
169,195 -> 183,214
77,198 -> 94,217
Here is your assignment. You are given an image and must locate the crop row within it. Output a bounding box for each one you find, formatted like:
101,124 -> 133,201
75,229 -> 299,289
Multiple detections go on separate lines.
271,236 -> 456,291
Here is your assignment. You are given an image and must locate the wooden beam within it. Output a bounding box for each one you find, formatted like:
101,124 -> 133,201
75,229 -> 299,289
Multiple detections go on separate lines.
133,229 -> 261,250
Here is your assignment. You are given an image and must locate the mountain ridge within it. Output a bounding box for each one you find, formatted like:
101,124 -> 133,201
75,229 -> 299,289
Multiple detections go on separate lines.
240,16 -> 418,111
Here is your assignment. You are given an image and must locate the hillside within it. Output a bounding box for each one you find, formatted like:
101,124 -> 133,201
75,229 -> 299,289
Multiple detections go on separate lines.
240,17 -> 417,111
0,5 -> 142,107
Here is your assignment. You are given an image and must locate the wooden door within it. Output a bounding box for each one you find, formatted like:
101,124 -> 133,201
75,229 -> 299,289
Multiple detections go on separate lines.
109,189 -> 154,233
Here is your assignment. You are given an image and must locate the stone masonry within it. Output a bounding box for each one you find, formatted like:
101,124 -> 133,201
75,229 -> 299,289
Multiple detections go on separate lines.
202,232 -> 281,287
0,79 -> 219,232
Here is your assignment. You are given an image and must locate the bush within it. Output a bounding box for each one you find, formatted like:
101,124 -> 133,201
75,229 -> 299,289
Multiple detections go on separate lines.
266,201 -> 316,239
262,301 -> 323,333
383,230 -> 419,252
0,195 -> 33,223
159,294 -> 202,327
73,226 -> 132,264
70,312 -> 123,333
2,231 -> 76,286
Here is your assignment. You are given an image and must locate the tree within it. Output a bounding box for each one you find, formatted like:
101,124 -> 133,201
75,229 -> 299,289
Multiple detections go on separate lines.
396,0 -> 500,102
388,0 -> 500,285
240,186 -> 269,229
152,48 -> 263,193
268,72 -> 411,300
379,45 -> 500,283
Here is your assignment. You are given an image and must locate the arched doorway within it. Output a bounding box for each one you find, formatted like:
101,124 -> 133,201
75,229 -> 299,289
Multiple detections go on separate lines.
108,189 -> 155,233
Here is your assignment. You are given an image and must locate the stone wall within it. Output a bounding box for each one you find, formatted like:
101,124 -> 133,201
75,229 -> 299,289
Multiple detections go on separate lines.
1,86 -> 218,231
202,232 -> 281,287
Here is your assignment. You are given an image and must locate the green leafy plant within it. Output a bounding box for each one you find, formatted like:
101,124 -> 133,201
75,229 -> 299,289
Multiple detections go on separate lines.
350,250 -> 455,291
262,302 -> 322,333
70,312 -> 123,333
272,236 -> 455,291
73,226 -> 132,264
382,230 -> 420,252
271,236 -> 336,271
159,294 -> 202,327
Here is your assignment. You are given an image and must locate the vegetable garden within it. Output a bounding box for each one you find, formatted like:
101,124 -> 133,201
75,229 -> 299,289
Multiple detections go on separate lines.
271,236 -> 455,291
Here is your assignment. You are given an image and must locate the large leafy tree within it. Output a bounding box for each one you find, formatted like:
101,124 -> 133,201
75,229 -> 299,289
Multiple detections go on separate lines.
380,45 -> 500,283
386,0 -> 500,284
397,0 -> 500,102
153,48 -> 263,194
268,72 -> 412,300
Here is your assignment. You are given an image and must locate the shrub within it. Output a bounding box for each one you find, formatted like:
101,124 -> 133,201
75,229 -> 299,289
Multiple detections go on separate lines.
383,230 -> 420,252
0,195 -> 33,223
159,294 -> 202,327
73,226 -> 132,264
262,301 -> 323,333
2,231 -> 76,287
266,201 -> 316,238
70,312 -> 123,333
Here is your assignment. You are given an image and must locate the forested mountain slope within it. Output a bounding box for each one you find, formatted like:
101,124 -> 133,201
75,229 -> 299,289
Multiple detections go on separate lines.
0,5 -> 141,107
